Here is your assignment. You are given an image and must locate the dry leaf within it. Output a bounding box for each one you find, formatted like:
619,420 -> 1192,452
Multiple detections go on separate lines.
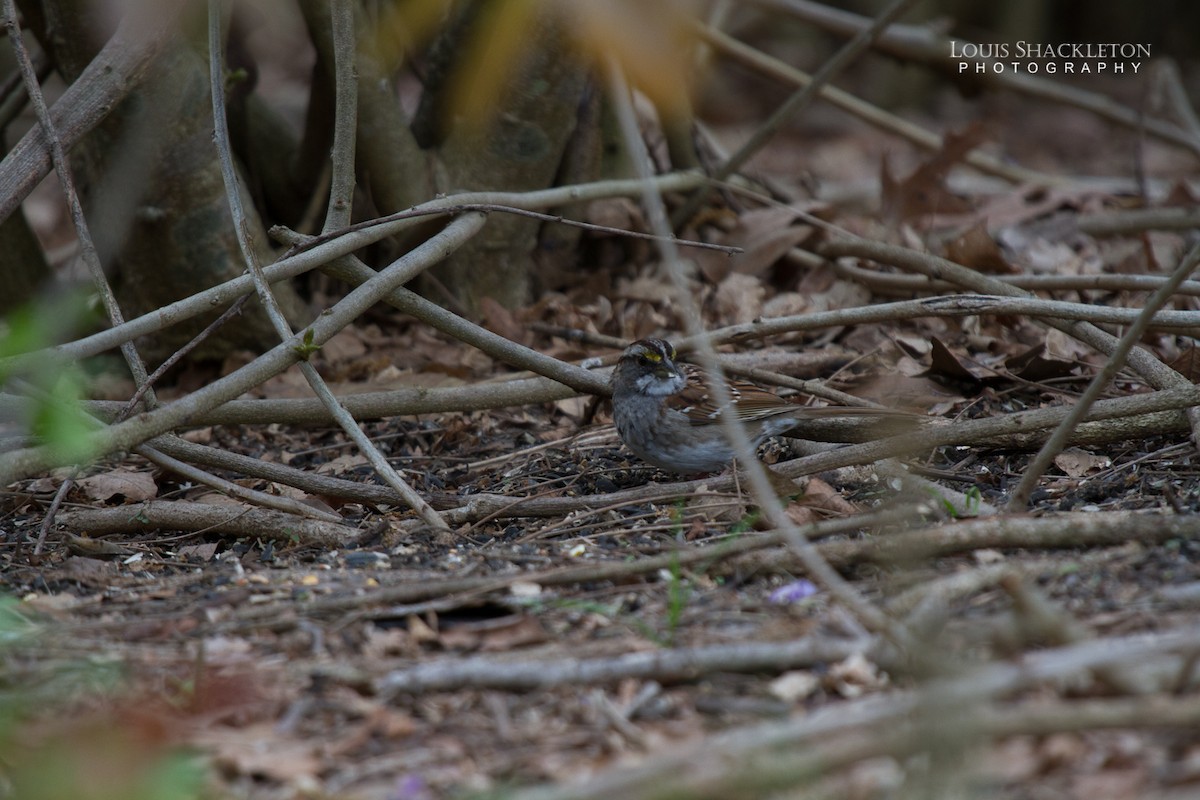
761,292 -> 809,319
695,207 -> 814,283
317,454 -> 370,475
1167,345 -> 1200,382
826,652 -> 887,698
585,196 -> 644,231
178,542 -> 220,561
320,329 -> 368,362
77,470 -> 157,503
928,337 -> 986,384
196,725 -> 321,786
1054,448 -> 1111,478
438,614 -> 549,652
945,220 -> 1016,273
1006,344 -> 1078,383
881,124 -> 985,221
768,670 -> 820,703
480,296 -> 525,343
786,477 -> 858,519
712,273 -> 764,325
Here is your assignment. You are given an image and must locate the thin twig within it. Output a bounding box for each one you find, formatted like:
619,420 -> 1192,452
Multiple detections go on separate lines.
136,443 -> 344,523
272,228 -> 611,397
290,202 -> 745,258
0,174 -> 710,375
207,0 -> 449,531
1077,206 -> 1200,236
120,295 -> 251,419
834,259 -> 1200,297
322,0 -> 357,233
79,373 -> 587,426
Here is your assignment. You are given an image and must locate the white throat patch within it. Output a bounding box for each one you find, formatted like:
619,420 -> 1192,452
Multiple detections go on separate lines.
635,369 -> 685,396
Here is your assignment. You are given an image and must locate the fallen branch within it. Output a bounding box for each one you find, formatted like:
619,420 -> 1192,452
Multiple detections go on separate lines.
57,499 -> 357,549
730,510 -> 1200,575
378,636 -> 871,695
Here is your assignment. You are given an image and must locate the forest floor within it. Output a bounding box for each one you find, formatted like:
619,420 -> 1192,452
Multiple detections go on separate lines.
4,57 -> 1200,800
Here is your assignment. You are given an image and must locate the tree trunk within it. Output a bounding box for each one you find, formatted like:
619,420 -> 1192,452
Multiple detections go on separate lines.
31,0 -> 307,361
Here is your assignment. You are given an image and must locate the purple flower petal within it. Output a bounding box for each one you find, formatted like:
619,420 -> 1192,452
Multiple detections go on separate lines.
769,580 -> 819,604
391,775 -> 433,800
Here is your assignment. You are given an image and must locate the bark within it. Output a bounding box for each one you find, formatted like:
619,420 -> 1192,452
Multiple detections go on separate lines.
426,2 -> 593,312
30,0 -> 306,359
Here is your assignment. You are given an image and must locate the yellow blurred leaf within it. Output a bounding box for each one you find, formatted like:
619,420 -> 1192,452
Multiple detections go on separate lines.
564,0 -> 700,117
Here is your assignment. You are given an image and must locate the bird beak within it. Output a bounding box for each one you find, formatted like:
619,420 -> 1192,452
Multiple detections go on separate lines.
655,364 -> 678,380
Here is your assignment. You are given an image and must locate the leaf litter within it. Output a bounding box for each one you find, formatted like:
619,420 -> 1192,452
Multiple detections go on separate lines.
5,60 -> 1200,800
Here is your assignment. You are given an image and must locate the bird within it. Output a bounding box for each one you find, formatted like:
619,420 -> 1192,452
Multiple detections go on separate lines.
610,337 -> 911,475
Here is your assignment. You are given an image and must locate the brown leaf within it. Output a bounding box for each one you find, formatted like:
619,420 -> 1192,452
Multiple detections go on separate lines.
1164,181 -> 1199,206
585,196 -> 644,231
1054,448 -> 1110,478
849,372 -> 963,412
945,220 -> 1016,273
760,292 -> 810,320
438,614 -> 549,652
178,542 -> 220,561
1167,344 -> 1200,382
77,470 -> 157,503
196,724 -> 321,786
319,328 -> 368,362
881,124 -> 986,221
479,615 -> 550,651
479,296 -> 525,343
695,207 -> 814,283
712,273 -> 764,325
928,337 -> 986,385
1006,344 -> 1078,383
786,477 -> 858,519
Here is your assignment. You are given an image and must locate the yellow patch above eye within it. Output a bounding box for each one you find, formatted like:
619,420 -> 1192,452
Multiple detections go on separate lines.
642,352 -> 662,363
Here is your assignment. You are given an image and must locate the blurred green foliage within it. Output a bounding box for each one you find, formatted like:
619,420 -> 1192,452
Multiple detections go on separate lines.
0,292 -> 98,463
0,597 -> 207,800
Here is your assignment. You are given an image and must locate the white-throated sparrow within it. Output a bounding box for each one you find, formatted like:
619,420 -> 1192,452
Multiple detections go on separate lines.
611,338 -> 906,474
